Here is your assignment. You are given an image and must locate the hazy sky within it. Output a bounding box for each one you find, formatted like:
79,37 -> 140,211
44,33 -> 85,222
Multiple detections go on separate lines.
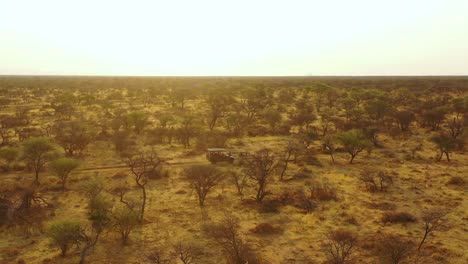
1,0 -> 467,76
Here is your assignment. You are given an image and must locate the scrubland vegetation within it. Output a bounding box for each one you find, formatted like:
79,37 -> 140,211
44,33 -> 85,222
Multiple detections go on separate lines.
0,76 -> 466,263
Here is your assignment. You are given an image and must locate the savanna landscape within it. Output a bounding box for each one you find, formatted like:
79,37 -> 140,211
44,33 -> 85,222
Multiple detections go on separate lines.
0,76 -> 466,264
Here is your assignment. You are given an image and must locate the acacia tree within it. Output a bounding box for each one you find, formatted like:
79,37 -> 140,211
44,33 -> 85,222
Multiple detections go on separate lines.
50,157 -> 80,190
359,168 -> 393,192
0,124 -> 12,146
167,87 -> 193,109
51,92 -> 77,119
121,149 -> 163,221
319,107 -> 337,136
289,99 -> 316,128
279,141 -> 302,180
177,114 -> 199,148
447,116 -> 465,139
112,130 -> 136,155
54,120 -> 96,156
365,98 -> 392,122
240,88 -> 269,126
205,90 -> 234,131
418,209 -> 448,251
321,135 -> 336,163
229,170 -> 249,198
422,107 -> 447,131
300,126 -> 319,149
185,164 -> 224,207
147,244 -> 174,264
47,219 -> 85,257
337,129 -> 370,164
321,229 -> 357,264
430,134 -> 457,161
127,111 -> 150,135
340,96 -> 357,121
113,206 -> 140,244
174,242 -> 203,264
451,96 -> 467,118
0,146 -> 19,170
262,107 -> 282,131
313,83 -> 339,110
243,149 -> 277,202
393,110 -> 415,132
80,189 -> 111,264
21,137 -> 61,183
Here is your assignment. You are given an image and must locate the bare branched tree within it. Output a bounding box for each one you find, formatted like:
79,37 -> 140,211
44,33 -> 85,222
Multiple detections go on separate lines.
321,229 -> 357,264
147,244 -> 174,264
229,170 -> 249,198
173,242 -> 202,264
204,213 -> 262,264
359,168 -> 393,192
242,149 -> 277,202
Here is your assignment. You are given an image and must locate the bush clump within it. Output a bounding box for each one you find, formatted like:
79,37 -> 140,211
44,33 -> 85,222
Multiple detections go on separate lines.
306,181 -> 338,201
447,176 -> 465,186
258,200 -> 280,214
382,212 -> 417,224
250,223 -> 284,235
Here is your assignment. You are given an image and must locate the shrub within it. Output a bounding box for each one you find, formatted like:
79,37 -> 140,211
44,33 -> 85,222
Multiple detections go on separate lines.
375,234 -> 414,264
147,166 -> 170,179
112,206 -> 140,244
81,177 -> 104,198
0,146 -> 19,171
250,223 -> 283,235
204,214 -> 263,264
259,200 -> 280,214
278,188 -> 316,213
382,212 -> 417,224
306,181 -> 338,201
447,176 -> 465,186
367,202 -> 397,211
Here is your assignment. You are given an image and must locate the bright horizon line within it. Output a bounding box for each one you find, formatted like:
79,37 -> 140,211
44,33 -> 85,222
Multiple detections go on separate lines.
1,74 -> 467,78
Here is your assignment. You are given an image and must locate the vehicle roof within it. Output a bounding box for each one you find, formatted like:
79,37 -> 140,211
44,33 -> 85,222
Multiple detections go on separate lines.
207,148 -> 228,151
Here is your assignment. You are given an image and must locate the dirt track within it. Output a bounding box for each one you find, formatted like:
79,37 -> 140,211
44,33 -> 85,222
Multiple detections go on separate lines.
76,159 -> 210,172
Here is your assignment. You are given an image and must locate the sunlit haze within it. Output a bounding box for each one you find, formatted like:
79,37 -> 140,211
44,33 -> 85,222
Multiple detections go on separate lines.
1,0 -> 467,76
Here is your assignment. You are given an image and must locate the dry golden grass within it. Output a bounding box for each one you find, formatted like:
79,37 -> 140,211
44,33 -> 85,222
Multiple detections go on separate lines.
0,76 -> 466,264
